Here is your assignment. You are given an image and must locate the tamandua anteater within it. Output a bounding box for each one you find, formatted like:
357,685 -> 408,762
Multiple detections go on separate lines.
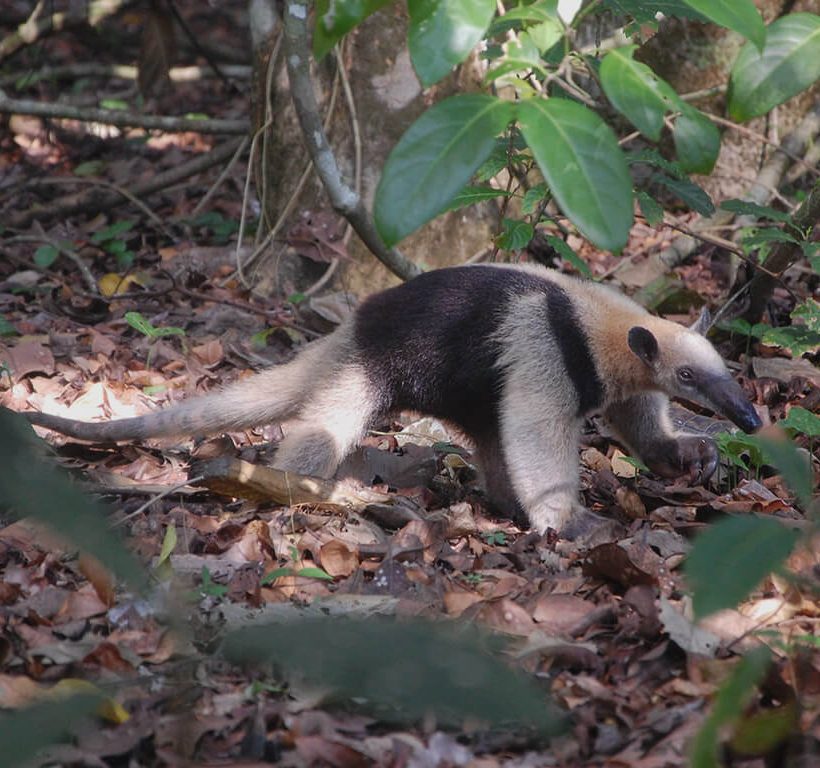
23,264 -> 761,536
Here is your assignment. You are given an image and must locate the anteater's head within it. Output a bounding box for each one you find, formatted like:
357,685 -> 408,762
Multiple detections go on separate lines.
627,310 -> 762,433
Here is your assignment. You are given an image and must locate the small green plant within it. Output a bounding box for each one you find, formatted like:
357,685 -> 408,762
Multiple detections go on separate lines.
91,220 -> 137,270
260,545 -> 333,586
481,530 -> 508,546
190,212 -> 239,244
715,431 -> 764,485
199,566 -> 229,599
124,311 -> 186,368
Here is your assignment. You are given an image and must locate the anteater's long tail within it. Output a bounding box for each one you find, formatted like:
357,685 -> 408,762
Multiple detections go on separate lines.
25,330 -> 347,442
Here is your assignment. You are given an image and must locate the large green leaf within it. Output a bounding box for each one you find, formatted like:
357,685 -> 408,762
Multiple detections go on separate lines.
686,516 -> 798,619
728,13 -> 820,122
313,0 -> 392,60
0,695 -> 102,768
681,0 -> 765,50
0,409 -> 147,591
375,94 -> 514,246
603,0 -> 708,24
408,0 -> 496,87
518,98 -> 633,250
223,618 -> 564,730
691,647 -> 771,768
600,45 -> 681,141
673,105 -> 720,174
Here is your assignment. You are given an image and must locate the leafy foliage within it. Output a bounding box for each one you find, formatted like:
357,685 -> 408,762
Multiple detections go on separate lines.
318,1 -> 820,251
728,13 -> 820,122
222,618 -> 564,730
685,516 -> 798,619
0,409 -> 146,591
690,647 -> 772,768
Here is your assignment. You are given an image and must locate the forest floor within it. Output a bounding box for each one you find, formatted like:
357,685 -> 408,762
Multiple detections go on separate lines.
0,3 -> 817,767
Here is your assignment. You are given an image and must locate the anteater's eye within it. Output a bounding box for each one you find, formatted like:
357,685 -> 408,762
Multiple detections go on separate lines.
677,367 -> 694,383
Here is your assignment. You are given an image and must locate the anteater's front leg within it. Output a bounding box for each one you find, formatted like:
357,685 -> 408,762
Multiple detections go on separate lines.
605,393 -> 719,484
499,392 -> 584,535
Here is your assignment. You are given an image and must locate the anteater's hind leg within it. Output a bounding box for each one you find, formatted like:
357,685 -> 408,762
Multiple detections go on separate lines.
273,365 -> 379,479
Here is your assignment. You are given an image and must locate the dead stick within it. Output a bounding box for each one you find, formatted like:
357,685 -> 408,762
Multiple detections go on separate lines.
0,90 -> 248,135
8,138 -> 245,229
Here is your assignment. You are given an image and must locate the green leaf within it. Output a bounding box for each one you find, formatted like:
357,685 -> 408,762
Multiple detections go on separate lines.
527,19 -> 563,52
0,317 -> 18,337
496,218 -> 534,251
408,0 -> 497,87
637,190 -> 664,227
490,0 -> 559,34
761,325 -> 820,358
90,219 -> 135,244
199,566 -> 229,598
653,174 -> 715,215
34,244 -> 59,269
260,567 -> 295,585
780,406 -> 820,438
715,431 -> 764,471
312,0 -> 392,60
223,618 -> 565,730
544,234 -> 591,277
690,647 -> 771,768
603,0 -> 708,24
720,198 -> 792,222
728,13 -> 820,122
673,105 -> 720,174
519,98 -> 633,250
157,524 -> 177,566
124,311 -> 157,337
0,409 -> 147,591
627,148 -> 687,179
600,45 -> 681,141
485,30 -> 549,82
758,435 -> 813,507
444,185 -> 512,212
100,98 -> 128,110
296,566 -> 334,581
0,695 -> 102,768
792,298 -> 820,332
681,0 -> 765,50
73,160 -> 106,177
686,516 -> 798,619
124,311 -> 185,340
375,95 -> 515,246
521,183 -> 549,215
740,228 -> 799,251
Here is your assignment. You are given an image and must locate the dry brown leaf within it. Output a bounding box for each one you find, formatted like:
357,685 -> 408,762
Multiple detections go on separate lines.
473,598 -> 536,637
442,589 -> 484,616
1,337 -> 55,378
79,553 -> 116,607
532,594 -> 596,635
320,540 -> 359,578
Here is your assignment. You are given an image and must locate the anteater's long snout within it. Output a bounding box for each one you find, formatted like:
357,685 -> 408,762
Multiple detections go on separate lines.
704,374 -> 762,433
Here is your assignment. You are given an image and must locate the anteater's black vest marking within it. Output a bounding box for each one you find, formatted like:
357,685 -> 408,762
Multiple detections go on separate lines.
542,281 -> 604,415
354,266 -> 603,439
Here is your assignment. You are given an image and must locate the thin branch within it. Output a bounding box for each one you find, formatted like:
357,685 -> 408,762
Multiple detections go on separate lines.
1,62 -> 252,88
0,90 -> 248,134
8,138 -> 246,229
191,136 -> 250,217
279,0 -> 420,281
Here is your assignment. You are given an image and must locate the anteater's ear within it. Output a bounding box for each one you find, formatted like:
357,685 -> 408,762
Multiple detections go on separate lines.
690,306 -> 712,336
628,326 -> 659,366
